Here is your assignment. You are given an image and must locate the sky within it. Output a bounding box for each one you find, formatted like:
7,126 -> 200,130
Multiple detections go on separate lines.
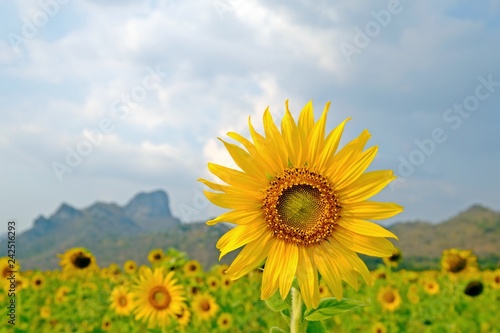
1,0 -> 499,233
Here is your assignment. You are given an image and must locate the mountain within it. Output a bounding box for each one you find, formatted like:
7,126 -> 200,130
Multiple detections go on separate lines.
15,190 -> 184,270
386,204 -> 500,269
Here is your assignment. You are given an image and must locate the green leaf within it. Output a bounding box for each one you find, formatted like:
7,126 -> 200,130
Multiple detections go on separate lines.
304,298 -> 366,321
270,327 -> 287,333
306,321 -> 327,333
265,291 -> 291,312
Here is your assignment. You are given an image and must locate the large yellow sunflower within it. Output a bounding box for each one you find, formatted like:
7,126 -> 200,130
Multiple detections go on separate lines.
200,101 -> 403,308
132,267 -> 186,328
58,247 -> 98,275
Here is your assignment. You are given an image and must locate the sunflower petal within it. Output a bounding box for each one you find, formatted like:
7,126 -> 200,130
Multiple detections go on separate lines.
333,226 -> 395,257
313,242 -> 343,300
342,201 -> 404,220
338,170 -> 396,204
225,233 -> 274,280
338,218 -> 398,239
261,240 -> 284,300
217,222 -> 267,259
296,247 -> 319,309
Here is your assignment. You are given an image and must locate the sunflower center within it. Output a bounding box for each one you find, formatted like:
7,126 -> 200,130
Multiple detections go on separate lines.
154,254 -> 161,260
2,267 -> 12,278
494,276 -> 500,284
119,296 -> 128,307
149,286 -> 171,310
200,300 -> 211,312
262,167 -> 341,246
72,252 -> 91,269
447,254 -> 467,273
35,279 -> 42,286
383,291 -> 396,303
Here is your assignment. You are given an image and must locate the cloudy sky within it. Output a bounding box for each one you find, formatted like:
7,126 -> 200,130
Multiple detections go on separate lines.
1,0 -> 499,233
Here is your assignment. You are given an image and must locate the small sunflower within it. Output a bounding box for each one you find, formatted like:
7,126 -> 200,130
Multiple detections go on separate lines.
30,273 -> 45,290
183,260 -> 202,276
206,275 -> 220,291
377,286 -> 402,312
441,248 -> 477,274
148,249 -> 165,264
200,101 -> 402,308
318,281 -> 332,298
132,268 -> 186,328
489,269 -> 500,290
192,293 -> 219,321
58,248 -> 98,275
101,317 -> 112,331
217,312 -> 233,331
423,279 -> 440,295
110,285 -> 135,316
371,322 -> 387,333
175,304 -> 191,327
40,306 -> 51,319
0,257 -> 20,288
407,284 -> 420,304
124,260 -> 137,274
55,285 -> 71,304
221,276 -> 232,291
383,247 -> 402,268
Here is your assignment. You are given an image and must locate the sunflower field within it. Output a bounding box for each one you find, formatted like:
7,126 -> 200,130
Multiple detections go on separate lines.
1,246 -> 499,333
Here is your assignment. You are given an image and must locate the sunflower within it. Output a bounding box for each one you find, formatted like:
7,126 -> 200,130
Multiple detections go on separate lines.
221,276 -> 232,291
30,273 -> 45,290
192,293 -> 219,321
377,286 -> 402,312
441,248 -> 478,274
58,247 -> 98,275
101,317 -> 112,331
55,286 -> 71,304
183,260 -> 202,276
423,279 -> 440,295
407,284 -> 420,304
132,267 -> 186,328
0,257 -> 20,288
200,101 -> 402,308
371,322 -> 387,333
148,249 -> 165,264
40,306 -> 51,319
175,304 -> 191,327
383,247 -> 402,268
110,285 -> 135,316
217,312 -> 233,331
318,281 -> 332,298
206,275 -> 220,291
124,260 -> 137,274
489,269 -> 500,290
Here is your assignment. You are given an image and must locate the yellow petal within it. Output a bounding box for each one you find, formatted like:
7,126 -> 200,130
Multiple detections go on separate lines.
208,163 -> 265,190
296,247 -> 319,309
316,117 -> 350,172
263,108 -> 288,170
280,101 -> 301,166
206,210 -> 262,226
308,102 -> 330,166
225,233 -> 274,280
219,139 -> 268,182
341,201 -> 404,220
338,170 -> 396,204
333,226 -> 395,257
313,242 -> 343,300
217,222 -> 267,259
204,191 -> 260,209
261,240 -> 284,300
278,243 -> 298,300
337,218 -> 398,239
333,146 -> 378,190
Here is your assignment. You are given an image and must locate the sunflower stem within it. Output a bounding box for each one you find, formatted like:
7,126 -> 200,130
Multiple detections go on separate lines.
290,287 -> 304,333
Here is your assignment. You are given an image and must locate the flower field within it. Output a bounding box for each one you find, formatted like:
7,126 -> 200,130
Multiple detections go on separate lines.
1,248 -> 498,333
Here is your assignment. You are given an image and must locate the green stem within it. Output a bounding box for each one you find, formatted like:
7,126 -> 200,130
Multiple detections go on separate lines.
291,287 -> 304,333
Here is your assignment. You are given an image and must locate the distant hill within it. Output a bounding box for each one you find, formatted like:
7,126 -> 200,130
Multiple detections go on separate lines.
6,189 -> 500,271
385,204 -> 500,269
